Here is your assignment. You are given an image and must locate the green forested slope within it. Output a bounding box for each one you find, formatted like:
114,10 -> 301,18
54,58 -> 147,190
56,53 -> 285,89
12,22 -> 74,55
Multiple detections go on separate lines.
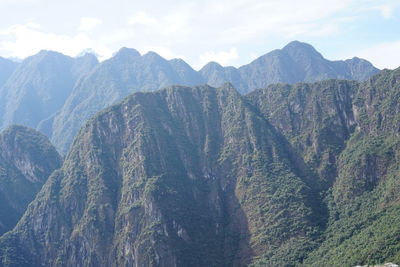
0,125 -> 61,236
1,68 -> 400,267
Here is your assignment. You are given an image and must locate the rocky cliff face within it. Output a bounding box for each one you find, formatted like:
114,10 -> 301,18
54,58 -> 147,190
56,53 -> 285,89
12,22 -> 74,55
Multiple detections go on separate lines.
0,85 -> 325,267
247,68 -> 400,266
0,125 -> 62,236
247,79 -> 358,189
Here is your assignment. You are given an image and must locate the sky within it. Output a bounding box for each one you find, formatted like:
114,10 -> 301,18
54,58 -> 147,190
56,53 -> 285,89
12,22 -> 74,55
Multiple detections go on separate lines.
0,0 -> 399,70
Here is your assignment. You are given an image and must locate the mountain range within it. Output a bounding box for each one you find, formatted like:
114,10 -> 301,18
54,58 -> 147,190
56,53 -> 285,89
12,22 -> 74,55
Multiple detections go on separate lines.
1,64 -> 400,266
0,41 -> 379,154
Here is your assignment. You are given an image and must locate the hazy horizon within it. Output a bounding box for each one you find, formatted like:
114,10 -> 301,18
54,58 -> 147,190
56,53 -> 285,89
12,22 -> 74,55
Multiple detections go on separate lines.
0,0 -> 399,69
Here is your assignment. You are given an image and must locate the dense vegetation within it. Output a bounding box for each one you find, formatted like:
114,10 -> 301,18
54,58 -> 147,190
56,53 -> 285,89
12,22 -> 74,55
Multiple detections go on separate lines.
0,125 -> 61,236
0,53 -> 399,266
247,67 -> 400,266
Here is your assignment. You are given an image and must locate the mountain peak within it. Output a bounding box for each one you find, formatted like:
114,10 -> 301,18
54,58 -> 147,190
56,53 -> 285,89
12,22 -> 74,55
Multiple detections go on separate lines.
76,48 -> 100,59
282,40 -> 322,58
114,47 -> 141,59
283,40 -> 316,50
200,61 -> 224,71
36,49 -> 69,58
168,58 -> 186,64
142,51 -> 164,61
75,52 -> 99,64
22,50 -> 73,65
169,58 -> 196,70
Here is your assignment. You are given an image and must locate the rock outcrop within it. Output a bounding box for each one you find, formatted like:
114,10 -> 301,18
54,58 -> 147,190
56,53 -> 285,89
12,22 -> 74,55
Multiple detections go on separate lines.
0,125 -> 62,236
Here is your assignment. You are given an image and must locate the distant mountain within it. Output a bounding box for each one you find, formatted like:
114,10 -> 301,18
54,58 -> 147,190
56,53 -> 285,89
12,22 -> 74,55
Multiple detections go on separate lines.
199,62 -> 246,90
49,48 -> 203,154
75,48 -> 100,59
0,41 -> 379,154
0,57 -> 18,88
2,66 -> 400,266
0,51 -> 98,131
0,125 -> 61,236
49,42 -> 379,154
200,41 -> 379,93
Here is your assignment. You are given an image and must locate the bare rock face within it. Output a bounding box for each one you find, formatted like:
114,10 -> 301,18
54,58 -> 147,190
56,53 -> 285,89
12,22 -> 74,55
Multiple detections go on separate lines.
247,79 -> 358,189
247,68 -> 400,266
0,125 -> 62,236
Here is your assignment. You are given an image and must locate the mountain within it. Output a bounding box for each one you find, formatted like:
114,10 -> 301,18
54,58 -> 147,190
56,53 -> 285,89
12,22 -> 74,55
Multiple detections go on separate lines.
49,42 -> 379,154
198,62 -> 246,90
247,79 -> 358,190
0,51 -> 98,131
0,84 -> 326,266
35,53 -> 100,137
301,68 -> 400,266
0,58 -> 17,88
0,125 -> 62,236
49,48 -> 203,154
200,41 -> 379,93
2,66 -> 400,266
247,67 -> 400,266
0,41 -> 379,154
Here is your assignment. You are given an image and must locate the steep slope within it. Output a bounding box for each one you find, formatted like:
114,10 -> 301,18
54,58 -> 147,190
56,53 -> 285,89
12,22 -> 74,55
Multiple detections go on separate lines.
0,125 -> 62,236
0,58 -> 17,88
0,85 -> 324,267
247,79 -> 358,189
168,58 -> 204,85
0,51 -> 98,131
50,48 -> 204,154
248,68 -> 400,266
200,41 -> 379,93
43,41 -> 378,154
302,67 -> 400,266
1,67 -> 399,267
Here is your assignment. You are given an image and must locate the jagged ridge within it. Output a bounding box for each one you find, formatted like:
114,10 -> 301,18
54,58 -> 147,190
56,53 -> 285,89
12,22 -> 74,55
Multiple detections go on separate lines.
0,84 -> 324,266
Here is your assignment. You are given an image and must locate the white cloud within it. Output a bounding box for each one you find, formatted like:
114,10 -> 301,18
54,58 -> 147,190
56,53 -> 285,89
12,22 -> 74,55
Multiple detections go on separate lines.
361,0 -> 400,19
354,40 -> 400,69
0,0 -> 399,68
78,17 -> 102,32
378,5 -> 394,18
0,0 -> 37,5
127,12 -> 158,26
198,48 -> 238,68
0,21 -> 112,61
25,20 -> 40,29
